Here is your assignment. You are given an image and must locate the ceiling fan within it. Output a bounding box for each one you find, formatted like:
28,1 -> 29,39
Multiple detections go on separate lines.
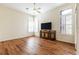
26,3 -> 41,14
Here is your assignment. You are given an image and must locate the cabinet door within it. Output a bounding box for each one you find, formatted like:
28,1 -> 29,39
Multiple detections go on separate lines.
42,32 -> 44,37
45,33 -> 48,38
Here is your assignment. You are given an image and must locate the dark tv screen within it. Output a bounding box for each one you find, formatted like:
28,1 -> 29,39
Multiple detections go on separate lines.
41,22 -> 52,29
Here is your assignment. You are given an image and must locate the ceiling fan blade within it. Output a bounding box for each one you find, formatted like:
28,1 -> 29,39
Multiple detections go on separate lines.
26,8 -> 29,10
36,10 -> 41,13
36,7 -> 41,10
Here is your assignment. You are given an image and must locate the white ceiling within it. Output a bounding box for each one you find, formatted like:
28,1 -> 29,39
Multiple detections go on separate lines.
0,3 -> 63,15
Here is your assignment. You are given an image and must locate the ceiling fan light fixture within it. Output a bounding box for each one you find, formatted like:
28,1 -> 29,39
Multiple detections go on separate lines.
26,3 -> 41,15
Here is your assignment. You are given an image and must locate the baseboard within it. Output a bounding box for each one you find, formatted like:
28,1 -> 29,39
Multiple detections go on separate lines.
0,35 -> 33,42
56,40 -> 75,45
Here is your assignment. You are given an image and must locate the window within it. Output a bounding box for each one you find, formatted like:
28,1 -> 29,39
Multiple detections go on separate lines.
34,18 -> 39,32
28,16 -> 34,32
28,16 -> 39,33
60,9 -> 72,35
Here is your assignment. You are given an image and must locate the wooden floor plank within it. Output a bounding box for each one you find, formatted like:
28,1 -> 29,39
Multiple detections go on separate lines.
0,36 -> 76,55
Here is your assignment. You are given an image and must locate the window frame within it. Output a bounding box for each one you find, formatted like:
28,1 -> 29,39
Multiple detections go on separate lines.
60,9 -> 73,35
28,16 -> 34,32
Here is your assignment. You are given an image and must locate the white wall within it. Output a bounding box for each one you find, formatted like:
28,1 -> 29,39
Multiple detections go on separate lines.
76,3 -> 79,54
0,5 -> 33,41
35,3 -> 76,44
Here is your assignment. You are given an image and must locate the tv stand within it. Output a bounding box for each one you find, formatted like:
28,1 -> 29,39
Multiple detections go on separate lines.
40,30 -> 56,40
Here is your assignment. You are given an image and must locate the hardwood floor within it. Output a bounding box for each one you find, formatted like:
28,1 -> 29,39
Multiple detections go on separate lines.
0,36 -> 76,55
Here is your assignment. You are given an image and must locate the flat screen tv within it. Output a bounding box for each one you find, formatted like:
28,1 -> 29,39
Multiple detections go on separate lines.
41,22 -> 52,30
